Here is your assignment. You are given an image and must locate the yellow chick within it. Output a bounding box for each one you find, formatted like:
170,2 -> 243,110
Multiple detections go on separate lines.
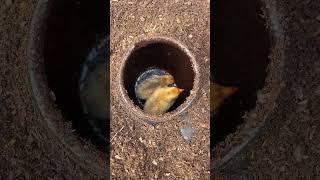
144,87 -> 184,115
135,74 -> 175,100
210,81 -> 238,112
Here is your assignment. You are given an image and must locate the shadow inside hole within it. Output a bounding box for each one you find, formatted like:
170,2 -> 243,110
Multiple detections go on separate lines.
211,0 -> 270,149
43,0 -> 109,152
123,41 -> 195,113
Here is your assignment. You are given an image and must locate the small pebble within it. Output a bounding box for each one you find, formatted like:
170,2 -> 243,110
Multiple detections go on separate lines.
115,155 -> 122,160
152,159 -> 157,166
139,137 -> 143,143
188,34 -> 193,39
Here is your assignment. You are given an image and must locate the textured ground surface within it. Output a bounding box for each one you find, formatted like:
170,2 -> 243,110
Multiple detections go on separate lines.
110,0 -> 210,179
0,0 -> 107,178
245,0 -> 320,178
212,0 -> 320,179
0,0 -> 319,179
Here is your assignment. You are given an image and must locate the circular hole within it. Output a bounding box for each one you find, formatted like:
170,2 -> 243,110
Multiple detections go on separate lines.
133,68 -> 177,108
122,38 -> 196,115
211,0 -> 271,149
43,0 -> 108,152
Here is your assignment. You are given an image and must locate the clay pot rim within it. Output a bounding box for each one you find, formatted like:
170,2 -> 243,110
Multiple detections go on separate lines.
119,36 -> 200,122
27,0 -> 107,176
212,0 -> 286,172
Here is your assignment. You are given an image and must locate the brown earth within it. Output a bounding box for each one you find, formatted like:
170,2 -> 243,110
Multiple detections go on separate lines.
0,0 -> 319,179
212,0 -> 320,179
110,0 -> 209,179
0,0 -> 107,179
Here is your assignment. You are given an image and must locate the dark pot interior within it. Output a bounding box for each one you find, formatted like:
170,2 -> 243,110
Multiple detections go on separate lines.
123,39 -> 195,112
211,0 -> 270,148
43,0 -> 109,152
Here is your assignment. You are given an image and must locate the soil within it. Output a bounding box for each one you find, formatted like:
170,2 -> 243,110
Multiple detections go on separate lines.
212,0 -> 320,178
0,0 -> 107,178
0,0 -> 319,179
110,1 -> 210,179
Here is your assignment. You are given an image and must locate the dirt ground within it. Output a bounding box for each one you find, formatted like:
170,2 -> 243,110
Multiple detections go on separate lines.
110,0 -> 209,179
0,0 -> 320,179
212,0 -> 320,178
0,0 -> 107,178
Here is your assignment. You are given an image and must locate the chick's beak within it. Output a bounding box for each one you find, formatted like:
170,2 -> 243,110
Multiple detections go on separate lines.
178,88 -> 184,93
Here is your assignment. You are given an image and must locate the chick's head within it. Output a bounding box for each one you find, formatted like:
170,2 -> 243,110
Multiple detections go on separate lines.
160,74 -> 175,86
